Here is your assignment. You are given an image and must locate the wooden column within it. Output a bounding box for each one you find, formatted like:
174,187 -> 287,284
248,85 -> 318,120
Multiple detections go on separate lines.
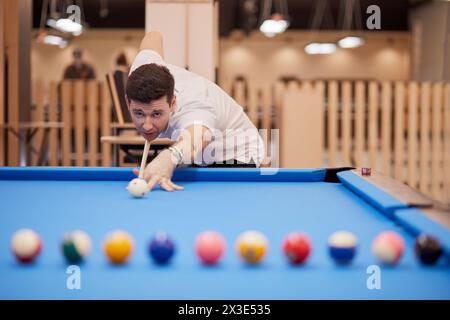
281,87 -> 323,168
0,0 -> 5,166
3,0 -> 32,166
145,0 -> 217,81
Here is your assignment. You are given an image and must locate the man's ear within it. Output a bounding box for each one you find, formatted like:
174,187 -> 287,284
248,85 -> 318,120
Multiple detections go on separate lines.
170,95 -> 177,112
125,95 -> 130,110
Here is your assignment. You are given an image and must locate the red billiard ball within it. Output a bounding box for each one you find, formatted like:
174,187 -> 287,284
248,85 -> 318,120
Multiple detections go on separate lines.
414,234 -> 443,265
361,168 -> 371,176
282,232 -> 311,265
195,230 -> 226,265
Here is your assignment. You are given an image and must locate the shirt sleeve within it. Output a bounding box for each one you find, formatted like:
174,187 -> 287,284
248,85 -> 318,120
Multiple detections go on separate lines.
129,49 -> 165,75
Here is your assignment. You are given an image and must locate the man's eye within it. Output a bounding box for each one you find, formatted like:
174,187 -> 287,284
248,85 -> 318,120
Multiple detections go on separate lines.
152,112 -> 161,118
134,112 -> 144,117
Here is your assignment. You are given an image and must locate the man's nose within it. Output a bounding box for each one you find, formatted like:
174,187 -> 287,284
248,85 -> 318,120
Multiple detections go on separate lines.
142,116 -> 154,132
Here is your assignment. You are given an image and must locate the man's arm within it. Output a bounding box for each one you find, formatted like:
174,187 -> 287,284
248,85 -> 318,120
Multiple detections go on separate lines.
139,31 -> 164,59
172,124 -> 213,164
138,124 -> 212,192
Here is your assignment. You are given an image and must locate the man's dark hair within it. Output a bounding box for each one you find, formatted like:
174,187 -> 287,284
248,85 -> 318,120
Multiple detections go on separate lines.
126,63 -> 175,104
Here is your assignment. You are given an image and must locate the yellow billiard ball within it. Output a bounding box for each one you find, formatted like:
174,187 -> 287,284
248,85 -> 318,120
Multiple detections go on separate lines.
103,230 -> 134,264
236,230 -> 268,264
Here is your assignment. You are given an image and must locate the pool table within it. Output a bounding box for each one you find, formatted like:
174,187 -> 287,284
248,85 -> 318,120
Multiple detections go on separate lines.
0,167 -> 449,300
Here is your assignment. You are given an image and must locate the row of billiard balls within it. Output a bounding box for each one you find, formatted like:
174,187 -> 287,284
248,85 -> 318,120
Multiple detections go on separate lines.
10,229 -> 444,266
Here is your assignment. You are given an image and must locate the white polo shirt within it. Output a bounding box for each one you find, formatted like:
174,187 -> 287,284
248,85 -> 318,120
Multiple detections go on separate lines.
130,50 -> 265,166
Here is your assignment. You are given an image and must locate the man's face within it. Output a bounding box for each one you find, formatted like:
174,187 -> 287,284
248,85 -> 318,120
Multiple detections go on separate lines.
127,95 -> 175,141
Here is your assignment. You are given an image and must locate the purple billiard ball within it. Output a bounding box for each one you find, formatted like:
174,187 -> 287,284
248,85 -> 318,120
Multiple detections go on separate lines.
149,232 -> 175,264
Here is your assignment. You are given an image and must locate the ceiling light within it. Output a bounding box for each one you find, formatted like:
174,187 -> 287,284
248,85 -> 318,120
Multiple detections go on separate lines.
55,18 -> 83,34
260,13 -> 289,36
42,35 -> 68,48
259,0 -> 290,37
338,36 -> 365,48
304,43 -> 337,55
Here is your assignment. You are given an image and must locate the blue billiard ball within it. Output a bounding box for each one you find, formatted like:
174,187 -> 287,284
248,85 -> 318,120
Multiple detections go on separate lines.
149,232 -> 175,264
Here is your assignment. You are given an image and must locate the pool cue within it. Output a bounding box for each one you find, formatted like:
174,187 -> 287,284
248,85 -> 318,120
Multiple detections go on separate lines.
138,139 -> 151,179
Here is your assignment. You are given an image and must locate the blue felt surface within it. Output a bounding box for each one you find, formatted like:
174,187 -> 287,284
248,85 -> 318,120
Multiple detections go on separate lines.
0,168 -> 449,299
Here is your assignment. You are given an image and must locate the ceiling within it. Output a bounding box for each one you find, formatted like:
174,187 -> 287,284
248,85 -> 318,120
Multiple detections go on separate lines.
33,0 -> 146,29
32,0 -> 431,36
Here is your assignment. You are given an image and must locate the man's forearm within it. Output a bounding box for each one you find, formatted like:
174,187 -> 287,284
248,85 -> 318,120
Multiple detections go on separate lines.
171,125 -> 212,165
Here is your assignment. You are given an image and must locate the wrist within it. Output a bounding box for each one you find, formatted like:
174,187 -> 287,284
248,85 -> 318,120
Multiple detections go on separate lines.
167,145 -> 183,166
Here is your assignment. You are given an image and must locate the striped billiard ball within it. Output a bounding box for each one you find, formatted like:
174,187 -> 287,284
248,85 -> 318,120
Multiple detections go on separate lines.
11,228 -> 42,264
328,231 -> 357,264
61,230 -> 92,264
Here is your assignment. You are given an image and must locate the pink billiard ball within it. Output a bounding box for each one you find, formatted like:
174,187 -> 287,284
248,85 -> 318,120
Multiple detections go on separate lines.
372,231 -> 405,265
282,232 -> 311,265
195,230 -> 226,265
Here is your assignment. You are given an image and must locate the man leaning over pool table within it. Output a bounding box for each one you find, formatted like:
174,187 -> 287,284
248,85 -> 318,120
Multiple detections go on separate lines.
126,31 -> 265,192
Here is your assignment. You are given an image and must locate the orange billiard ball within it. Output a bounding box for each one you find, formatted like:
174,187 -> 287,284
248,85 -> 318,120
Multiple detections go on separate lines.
103,230 -> 134,264
236,230 -> 268,264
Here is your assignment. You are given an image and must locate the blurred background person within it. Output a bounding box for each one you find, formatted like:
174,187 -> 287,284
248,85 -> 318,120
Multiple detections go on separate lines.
63,48 -> 96,80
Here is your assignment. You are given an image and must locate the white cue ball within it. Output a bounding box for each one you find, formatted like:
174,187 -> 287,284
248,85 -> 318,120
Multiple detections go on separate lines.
126,178 -> 149,198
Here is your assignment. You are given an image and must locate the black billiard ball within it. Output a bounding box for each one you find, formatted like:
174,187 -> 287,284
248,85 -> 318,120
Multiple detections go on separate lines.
414,234 -> 443,265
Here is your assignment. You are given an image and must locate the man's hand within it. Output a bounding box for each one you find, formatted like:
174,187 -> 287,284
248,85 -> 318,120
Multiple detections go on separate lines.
132,124 -> 211,192
133,149 -> 184,192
